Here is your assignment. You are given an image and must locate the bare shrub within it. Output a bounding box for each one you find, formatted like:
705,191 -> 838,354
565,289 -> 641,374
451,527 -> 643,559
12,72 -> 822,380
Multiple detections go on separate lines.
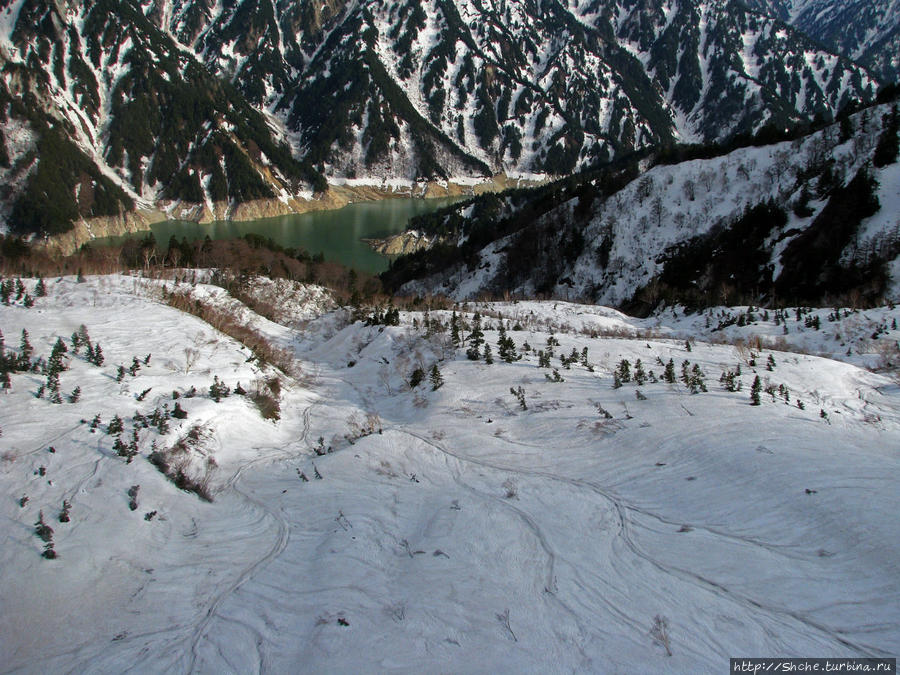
345,412 -> 382,443
162,288 -> 297,375
148,424 -> 216,501
650,615 -> 672,656
250,376 -> 282,421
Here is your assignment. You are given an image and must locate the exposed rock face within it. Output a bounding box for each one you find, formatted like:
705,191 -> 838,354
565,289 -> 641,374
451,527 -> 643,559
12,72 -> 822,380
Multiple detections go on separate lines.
364,230 -> 436,256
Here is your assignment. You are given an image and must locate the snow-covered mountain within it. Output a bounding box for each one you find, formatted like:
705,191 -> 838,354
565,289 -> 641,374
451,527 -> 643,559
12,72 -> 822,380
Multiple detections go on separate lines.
0,0 -> 880,236
2,274 -> 899,671
388,100 -> 900,308
145,0 -> 878,173
741,0 -> 900,81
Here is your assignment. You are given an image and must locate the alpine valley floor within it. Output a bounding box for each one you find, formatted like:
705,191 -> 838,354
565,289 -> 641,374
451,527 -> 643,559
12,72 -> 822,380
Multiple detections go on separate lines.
1,275 -> 899,674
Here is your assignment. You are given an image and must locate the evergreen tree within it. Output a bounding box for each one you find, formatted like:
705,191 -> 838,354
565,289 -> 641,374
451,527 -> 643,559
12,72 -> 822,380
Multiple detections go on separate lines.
429,364 -> 444,390
409,367 -> 425,388
465,313 -> 484,361
42,542 -> 57,559
19,329 -> 33,370
108,414 -> 124,435
873,106 -> 899,168
634,359 -> 646,385
59,500 -> 71,523
689,364 -> 707,393
450,311 -> 461,347
68,386 -> 81,403
510,386 -> 527,410
90,344 -> 104,366
664,359 -> 676,383
766,354 -> 776,371
129,357 -> 141,377
483,343 -> 494,364
616,359 -> 632,383
210,375 -> 230,402
750,376 -> 762,406
34,277 -> 46,297
116,365 -> 126,382
34,511 -> 54,543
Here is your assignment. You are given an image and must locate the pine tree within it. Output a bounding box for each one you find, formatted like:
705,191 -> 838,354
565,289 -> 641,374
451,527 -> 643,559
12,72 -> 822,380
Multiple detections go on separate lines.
409,367 -> 425,388
767,354 -> 776,371
108,414 -> 124,435
34,511 -> 54,543
129,357 -> 141,377
450,311 -> 461,347
510,386 -> 527,410
19,329 -> 32,370
68,386 -> 81,403
483,343 -> 494,364
664,359 -> 676,384
465,313 -> 484,360
750,376 -> 762,406
116,365 -> 126,382
59,500 -> 71,523
634,359 -> 646,385
616,359 -> 632,383
34,277 -> 46,297
689,364 -> 707,394
210,375 -> 230,402
90,344 -> 104,366
429,364 -> 443,390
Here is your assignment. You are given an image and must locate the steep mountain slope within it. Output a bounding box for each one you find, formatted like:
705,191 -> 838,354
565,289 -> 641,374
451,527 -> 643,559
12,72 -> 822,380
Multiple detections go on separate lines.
0,0 -> 881,237
387,100 -> 900,307
144,0 -> 878,177
0,0 -> 321,237
741,0 -> 900,81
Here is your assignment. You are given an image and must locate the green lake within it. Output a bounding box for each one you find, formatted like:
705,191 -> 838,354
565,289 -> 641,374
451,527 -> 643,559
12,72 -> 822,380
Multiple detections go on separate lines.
121,197 -> 461,275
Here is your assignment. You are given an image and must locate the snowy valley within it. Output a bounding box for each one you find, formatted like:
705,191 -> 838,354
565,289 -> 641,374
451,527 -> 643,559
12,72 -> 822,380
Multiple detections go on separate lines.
2,274 -> 899,672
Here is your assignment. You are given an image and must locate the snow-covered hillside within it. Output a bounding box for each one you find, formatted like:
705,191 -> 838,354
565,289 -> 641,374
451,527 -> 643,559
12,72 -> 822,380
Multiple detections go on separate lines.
2,276 -> 899,672
396,101 -> 900,306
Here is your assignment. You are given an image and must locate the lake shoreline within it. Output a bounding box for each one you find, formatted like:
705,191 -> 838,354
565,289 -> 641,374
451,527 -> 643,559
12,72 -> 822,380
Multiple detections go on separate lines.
38,174 -> 549,256
74,196 -> 468,275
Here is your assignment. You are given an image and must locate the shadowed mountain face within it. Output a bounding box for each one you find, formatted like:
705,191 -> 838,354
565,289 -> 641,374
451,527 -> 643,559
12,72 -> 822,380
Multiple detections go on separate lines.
0,0 -> 878,235
741,0 -> 900,82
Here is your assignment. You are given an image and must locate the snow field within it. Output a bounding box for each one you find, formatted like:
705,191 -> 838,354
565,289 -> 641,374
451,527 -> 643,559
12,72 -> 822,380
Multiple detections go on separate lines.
1,277 -> 899,673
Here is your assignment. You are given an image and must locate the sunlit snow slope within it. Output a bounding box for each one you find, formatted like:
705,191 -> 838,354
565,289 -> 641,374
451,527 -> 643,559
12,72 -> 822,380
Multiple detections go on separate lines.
1,277 -> 899,673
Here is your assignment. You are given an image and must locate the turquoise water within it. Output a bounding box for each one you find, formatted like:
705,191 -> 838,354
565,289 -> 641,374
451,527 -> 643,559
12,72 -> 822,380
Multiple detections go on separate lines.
116,197 -> 460,274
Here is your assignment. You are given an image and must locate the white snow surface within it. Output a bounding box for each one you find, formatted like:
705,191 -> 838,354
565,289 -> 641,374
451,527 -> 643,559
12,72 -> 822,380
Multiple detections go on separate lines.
1,277 -> 900,672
